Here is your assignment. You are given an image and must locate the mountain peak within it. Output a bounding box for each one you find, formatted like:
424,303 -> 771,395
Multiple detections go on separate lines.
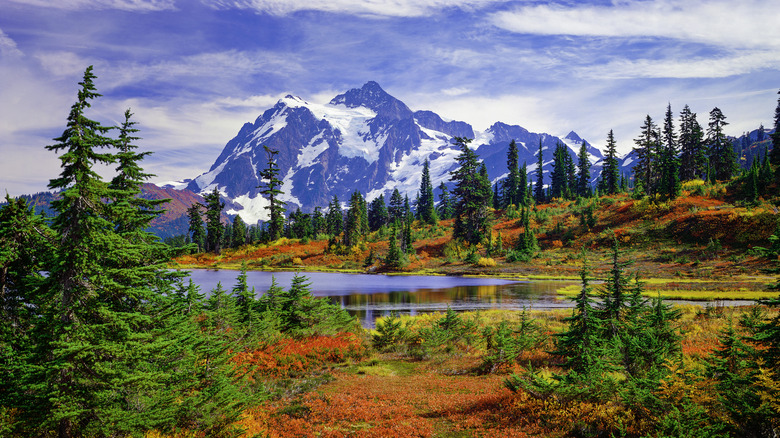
565,131 -> 583,142
329,81 -> 413,120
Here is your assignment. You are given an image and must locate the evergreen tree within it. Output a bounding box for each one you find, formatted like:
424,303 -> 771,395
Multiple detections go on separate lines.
602,130 -> 621,195
312,206 -> 326,236
204,187 -> 224,254
437,182 -> 454,219
770,90 -> 780,181
231,214 -> 247,248
385,222 -> 403,268
514,206 -> 537,256
258,145 -> 285,240
658,103 -> 682,200
326,195 -> 343,236
418,159 -> 438,224
708,107 -> 737,181
518,162 -> 528,206
551,252 -> 601,372
534,138 -> 545,204
388,188 -> 404,224
503,139 -> 521,207
187,203 -> 206,252
109,109 -> 167,234
451,137 -> 491,245
577,141 -> 591,197
550,142 -> 569,199
368,194 -> 388,231
633,115 -> 659,196
11,66 -> 200,436
679,105 -> 707,181
344,190 -> 368,247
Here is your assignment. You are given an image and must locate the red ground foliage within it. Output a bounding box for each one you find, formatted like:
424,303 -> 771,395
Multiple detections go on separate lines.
233,333 -> 365,379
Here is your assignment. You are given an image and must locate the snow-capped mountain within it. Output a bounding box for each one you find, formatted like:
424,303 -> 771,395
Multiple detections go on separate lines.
187,82 -> 606,224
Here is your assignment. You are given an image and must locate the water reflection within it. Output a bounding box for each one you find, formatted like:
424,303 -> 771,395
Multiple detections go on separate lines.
185,269 -> 576,327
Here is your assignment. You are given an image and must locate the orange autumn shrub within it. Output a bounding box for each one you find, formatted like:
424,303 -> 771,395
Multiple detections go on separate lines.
234,332 -> 365,378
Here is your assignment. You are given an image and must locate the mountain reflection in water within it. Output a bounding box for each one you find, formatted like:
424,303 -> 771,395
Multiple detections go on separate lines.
185,270 -> 575,327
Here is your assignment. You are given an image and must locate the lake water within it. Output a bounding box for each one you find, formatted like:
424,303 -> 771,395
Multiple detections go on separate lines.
184,269 -> 754,327
184,269 -> 577,327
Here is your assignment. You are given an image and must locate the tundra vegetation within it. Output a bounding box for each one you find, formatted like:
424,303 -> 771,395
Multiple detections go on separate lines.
2,68 -> 780,437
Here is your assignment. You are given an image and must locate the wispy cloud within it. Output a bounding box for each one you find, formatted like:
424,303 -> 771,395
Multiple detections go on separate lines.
8,0 -> 176,12
491,0 -> 780,50
209,0 -> 507,17
0,28 -> 23,57
578,50 -> 780,79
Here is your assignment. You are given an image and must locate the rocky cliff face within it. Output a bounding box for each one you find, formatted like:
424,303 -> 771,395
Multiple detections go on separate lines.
187,81 -> 607,224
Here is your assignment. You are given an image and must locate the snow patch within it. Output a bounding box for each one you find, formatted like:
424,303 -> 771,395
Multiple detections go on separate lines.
228,194 -> 270,224
192,160 -> 228,191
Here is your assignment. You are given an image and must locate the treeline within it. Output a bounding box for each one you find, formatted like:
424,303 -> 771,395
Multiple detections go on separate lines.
185,91 -> 780,270
0,67 -> 358,437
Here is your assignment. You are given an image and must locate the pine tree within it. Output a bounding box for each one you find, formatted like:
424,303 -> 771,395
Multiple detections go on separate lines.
658,103 -> 682,200
204,187 -> 224,254
602,130 -> 620,195
258,145 -> 285,240
551,252 -> 601,372
326,195 -> 343,236
385,222 -> 403,268
534,138 -> 545,204
187,203 -> 206,252
12,66 -> 196,436
451,137 -> 491,245
518,162 -> 528,206
231,214 -> 247,248
576,141 -> 591,197
679,105 -> 707,181
770,90 -> 780,182
550,142 -> 569,199
388,188 -> 404,224
708,107 -> 737,181
344,190 -> 368,247
418,159 -> 438,224
437,182 -> 454,219
633,115 -> 659,196
368,194 -> 388,231
503,139 -> 521,207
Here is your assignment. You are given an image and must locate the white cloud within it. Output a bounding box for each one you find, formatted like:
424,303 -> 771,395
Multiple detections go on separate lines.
104,50 -> 304,90
579,50 -> 780,79
209,0 -> 507,17
442,87 -> 471,96
491,0 -> 780,50
8,0 -> 176,11
0,28 -> 23,57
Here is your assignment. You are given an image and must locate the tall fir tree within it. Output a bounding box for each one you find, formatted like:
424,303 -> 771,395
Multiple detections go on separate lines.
503,139 -> 521,208
368,194 -> 389,231
388,188 -> 404,224
534,138 -> 545,204
708,107 -> 737,181
659,103 -> 682,200
451,137 -> 491,245
770,90 -> 780,182
204,187 -> 224,254
678,105 -> 707,181
602,130 -> 620,194
258,145 -> 285,240
418,159 -> 438,224
326,195 -> 343,236
577,141 -> 592,197
187,203 -> 206,252
437,182 -> 454,219
633,115 -> 659,196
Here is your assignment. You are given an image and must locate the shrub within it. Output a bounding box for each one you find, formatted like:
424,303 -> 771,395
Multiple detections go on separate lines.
476,257 -> 497,267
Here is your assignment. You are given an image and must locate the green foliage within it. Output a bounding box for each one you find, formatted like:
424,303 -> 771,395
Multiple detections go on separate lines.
372,313 -> 410,353
258,145 -> 286,241
451,137 -> 492,245
481,311 -> 540,373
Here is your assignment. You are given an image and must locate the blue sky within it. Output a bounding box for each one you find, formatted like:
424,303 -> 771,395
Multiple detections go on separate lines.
1,0 -> 779,196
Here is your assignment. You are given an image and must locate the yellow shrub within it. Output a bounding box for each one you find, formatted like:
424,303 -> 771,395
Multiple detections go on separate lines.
476,257 -> 497,267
